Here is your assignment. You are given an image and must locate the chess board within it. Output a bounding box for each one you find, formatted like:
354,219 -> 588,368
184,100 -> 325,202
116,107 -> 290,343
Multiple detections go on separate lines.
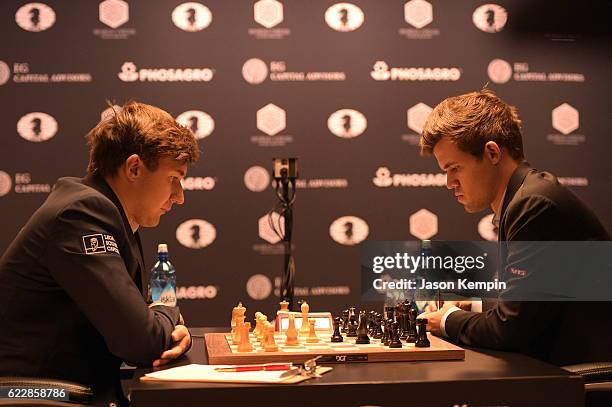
204,332 -> 464,365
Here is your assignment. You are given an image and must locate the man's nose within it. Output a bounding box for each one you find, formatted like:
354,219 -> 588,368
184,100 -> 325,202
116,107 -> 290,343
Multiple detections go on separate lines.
446,173 -> 456,190
172,182 -> 185,205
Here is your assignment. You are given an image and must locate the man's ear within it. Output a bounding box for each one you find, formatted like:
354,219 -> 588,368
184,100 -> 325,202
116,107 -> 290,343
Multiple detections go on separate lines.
484,141 -> 501,165
124,154 -> 141,181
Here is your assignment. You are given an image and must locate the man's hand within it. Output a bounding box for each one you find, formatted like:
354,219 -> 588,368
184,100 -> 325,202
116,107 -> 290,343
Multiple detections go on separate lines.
418,302 -> 457,336
152,325 -> 191,367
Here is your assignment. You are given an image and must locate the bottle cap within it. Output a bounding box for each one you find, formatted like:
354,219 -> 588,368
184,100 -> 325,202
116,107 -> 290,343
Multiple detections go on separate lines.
157,243 -> 168,253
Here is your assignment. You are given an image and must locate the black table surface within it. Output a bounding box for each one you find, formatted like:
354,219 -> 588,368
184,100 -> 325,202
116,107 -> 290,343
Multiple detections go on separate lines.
128,327 -> 584,406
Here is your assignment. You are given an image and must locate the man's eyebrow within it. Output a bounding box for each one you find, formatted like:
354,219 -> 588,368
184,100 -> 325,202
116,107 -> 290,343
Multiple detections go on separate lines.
175,169 -> 186,177
442,161 -> 458,170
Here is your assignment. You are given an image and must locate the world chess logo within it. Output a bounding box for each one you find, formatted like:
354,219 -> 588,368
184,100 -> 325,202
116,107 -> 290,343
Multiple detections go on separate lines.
258,211 -> 284,244
552,103 -> 579,135
0,171 -> 12,197
329,216 -> 369,245
372,167 -> 393,187
15,2 -> 56,32
99,0 -> 129,29
478,213 -> 498,241
325,3 -> 365,32
100,105 -> 121,121
473,4 -> 508,33
117,62 -> 138,82
370,61 -> 391,81
172,2 -> 212,32
246,274 -> 273,300
0,61 -> 10,86
176,219 -> 216,249
244,166 -> 270,192
17,112 -> 58,142
409,208 -> 438,240
257,103 -> 286,136
82,234 -> 106,254
407,103 -> 433,134
254,0 -> 283,28
487,58 -> 512,84
327,109 -> 367,139
242,58 -> 268,84
176,110 -> 215,139
404,0 -> 433,29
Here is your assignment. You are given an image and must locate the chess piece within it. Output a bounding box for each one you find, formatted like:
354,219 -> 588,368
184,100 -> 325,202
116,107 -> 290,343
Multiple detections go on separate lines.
407,307 -> 418,343
382,319 -> 392,346
331,316 -> 343,343
264,324 -> 279,352
284,315 -> 300,346
372,313 -> 383,340
253,311 -> 263,338
388,322 -> 402,348
299,301 -> 310,336
415,318 -> 430,347
232,316 -> 245,345
279,300 -> 289,312
306,319 -> 319,343
341,309 -> 350,333
346,307 -> 358,337
355,310 -> 370,344
384,305 -> 395,321
231,302 -> 246,344
237,322 -> 254,352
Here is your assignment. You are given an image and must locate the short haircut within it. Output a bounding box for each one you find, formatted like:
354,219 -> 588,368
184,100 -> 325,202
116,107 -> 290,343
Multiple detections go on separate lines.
420,89 -> 524,161
86,101 -> 199,177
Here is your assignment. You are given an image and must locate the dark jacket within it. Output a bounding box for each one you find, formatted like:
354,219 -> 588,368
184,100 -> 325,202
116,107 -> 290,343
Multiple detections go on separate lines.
0,174 -> 180,405
444,163 -> 611,365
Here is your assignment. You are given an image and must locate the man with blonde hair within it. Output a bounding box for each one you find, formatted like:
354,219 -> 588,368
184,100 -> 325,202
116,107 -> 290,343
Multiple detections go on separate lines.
418,89 -> 610,365
0,101 -> 200,405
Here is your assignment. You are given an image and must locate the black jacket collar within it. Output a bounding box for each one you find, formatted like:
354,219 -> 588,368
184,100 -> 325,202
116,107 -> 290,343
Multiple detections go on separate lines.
499,161 -> 532,241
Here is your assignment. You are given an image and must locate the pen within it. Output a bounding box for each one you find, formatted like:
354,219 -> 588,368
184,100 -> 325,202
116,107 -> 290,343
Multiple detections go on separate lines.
214,363 -> 293,372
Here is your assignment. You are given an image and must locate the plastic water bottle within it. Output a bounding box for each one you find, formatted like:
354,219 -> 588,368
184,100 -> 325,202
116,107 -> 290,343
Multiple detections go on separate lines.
149,243 -> 177,307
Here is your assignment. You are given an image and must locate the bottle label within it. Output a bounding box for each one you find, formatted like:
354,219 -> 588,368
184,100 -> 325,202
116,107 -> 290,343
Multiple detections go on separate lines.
159,286 -> 177,307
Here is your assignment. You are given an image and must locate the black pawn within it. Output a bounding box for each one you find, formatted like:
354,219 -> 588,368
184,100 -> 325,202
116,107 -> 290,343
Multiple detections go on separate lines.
356,311 -> 370,344
415,318 -> 430,348
331,316 -> 343,343
388,322 -> 402,348
407,307 -> 418,343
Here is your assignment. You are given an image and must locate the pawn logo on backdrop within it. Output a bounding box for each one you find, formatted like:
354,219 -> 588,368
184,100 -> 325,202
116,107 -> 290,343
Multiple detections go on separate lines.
172,2 -> 212,32
15,2 -> 55,32
17,112 -> 58,142
473,4 -> 508,33
329,216 -> 369,245
176,110 -> 215,139
325,3 -> 364,32
328,109 -> 367,139
176,219 -> 216,249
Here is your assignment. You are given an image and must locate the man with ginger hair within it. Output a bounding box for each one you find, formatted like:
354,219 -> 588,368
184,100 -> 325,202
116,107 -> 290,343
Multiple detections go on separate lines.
0,101 -> 199,405
418,89 -> 610,365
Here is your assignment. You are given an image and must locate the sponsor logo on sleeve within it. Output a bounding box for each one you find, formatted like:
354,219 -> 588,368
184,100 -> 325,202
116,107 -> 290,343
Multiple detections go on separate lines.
82,233 -> 120,255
